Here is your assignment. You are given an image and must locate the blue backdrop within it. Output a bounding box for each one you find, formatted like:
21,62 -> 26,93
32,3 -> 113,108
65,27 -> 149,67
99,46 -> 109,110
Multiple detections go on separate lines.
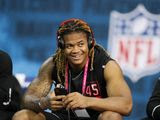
0,0 -> 160,119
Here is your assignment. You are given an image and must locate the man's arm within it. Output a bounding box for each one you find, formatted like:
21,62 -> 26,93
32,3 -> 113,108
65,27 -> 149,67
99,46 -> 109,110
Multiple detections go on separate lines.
22,57 -> 54,112
85,60 -> 132,115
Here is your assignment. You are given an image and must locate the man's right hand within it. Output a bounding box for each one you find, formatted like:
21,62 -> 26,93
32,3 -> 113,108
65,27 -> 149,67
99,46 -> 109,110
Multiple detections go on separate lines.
47,91 -> 66,111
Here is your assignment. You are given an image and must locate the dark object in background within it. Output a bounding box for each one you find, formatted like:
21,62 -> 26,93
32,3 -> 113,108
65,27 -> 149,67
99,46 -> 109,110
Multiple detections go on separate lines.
146,77 -> 160,120
0,50 -> 22,120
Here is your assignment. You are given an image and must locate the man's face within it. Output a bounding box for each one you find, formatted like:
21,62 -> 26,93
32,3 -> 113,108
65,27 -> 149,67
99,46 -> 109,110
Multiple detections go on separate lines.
63,31 -> 89,70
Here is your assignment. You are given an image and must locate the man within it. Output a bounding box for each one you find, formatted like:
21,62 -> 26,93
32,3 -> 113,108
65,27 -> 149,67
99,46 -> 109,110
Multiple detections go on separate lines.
146,77 -> 160,120
0,50 -> 22,120
12,18 -> 132,120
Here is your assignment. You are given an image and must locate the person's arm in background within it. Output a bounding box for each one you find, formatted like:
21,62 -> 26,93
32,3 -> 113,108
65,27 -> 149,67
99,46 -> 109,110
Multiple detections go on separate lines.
8,76 -> 22,111
147,77 -> 160,120
0,76 -> 22,112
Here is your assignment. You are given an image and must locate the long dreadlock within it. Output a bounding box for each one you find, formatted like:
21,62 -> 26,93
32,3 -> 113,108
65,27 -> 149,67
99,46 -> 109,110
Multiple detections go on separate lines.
53,18 -> 96,84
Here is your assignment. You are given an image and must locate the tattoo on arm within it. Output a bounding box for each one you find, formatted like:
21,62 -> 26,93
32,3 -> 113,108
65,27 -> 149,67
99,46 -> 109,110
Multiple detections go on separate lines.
22,57 -> 54,112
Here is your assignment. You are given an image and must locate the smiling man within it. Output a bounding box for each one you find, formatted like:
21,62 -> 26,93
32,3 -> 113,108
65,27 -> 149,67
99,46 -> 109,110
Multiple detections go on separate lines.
12,18 -> 132,120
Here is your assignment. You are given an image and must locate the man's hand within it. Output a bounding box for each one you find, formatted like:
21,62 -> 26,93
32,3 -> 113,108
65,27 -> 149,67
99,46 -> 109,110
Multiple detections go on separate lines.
63,92 -> 89,110
48,91 -> 66,111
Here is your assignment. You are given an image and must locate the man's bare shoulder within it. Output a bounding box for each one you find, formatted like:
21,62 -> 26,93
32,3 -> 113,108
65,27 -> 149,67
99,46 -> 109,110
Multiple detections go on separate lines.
38,57 -> 54,76
104,60 -> 124,82
26,57 -> 54,96
105,60 -> 122,71
40,56 -> 54,70
29,56 -> 54,86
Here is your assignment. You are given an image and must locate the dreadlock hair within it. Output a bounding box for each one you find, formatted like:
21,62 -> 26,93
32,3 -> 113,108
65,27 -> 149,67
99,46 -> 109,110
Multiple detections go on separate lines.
53,18 -> 96,84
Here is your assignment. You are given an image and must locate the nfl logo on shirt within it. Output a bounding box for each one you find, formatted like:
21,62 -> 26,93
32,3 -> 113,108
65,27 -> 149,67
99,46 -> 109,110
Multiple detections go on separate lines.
108,4 -> 160,82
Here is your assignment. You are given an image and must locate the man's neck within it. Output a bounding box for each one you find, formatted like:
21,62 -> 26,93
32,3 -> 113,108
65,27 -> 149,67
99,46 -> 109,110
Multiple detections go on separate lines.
69,65 -> 83,74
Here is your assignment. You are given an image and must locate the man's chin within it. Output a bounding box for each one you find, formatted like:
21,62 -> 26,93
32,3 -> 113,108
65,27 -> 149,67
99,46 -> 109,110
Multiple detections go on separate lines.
70,61 -> 82,67
71,62 -> 81,66
70,59 -> 81,63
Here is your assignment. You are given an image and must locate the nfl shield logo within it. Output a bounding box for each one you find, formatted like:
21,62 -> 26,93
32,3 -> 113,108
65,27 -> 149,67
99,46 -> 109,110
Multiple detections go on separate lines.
108,4 -> 160,82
